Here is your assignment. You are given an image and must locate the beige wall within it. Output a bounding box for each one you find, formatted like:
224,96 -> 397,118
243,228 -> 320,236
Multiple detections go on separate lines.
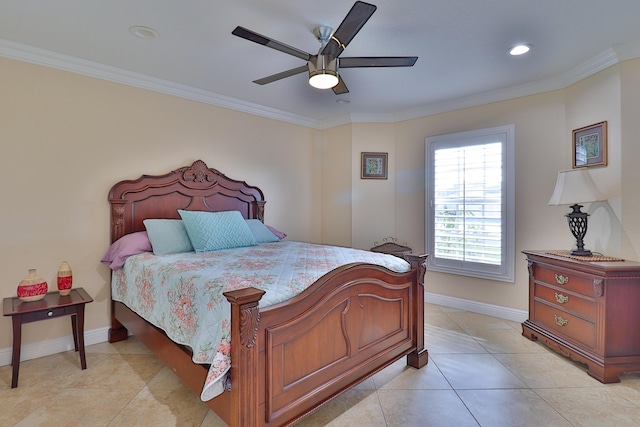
391,91 -> 568,309
564,65 -> 623,257
0,57 -> 319,351
2,53 -> 639,357
619,59 -> 640,259
351,123 -> 397,250
323,61 -> 632,312
319,124 -> 352,247
348,63 -> 630,312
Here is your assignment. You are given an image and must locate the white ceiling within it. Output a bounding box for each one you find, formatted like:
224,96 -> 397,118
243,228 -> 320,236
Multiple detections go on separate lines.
2,0 -> 640,128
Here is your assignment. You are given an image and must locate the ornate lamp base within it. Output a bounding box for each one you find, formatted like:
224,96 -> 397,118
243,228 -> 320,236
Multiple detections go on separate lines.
566,204 -> 592,256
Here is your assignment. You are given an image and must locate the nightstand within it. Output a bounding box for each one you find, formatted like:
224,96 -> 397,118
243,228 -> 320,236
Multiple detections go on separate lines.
3,287 -> 93,388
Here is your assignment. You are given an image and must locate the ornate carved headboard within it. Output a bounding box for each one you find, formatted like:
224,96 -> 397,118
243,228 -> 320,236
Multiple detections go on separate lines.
108,160 -> 266,243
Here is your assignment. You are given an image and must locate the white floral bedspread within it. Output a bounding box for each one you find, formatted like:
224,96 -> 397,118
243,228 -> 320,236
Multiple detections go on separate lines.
111,241 -> 410,401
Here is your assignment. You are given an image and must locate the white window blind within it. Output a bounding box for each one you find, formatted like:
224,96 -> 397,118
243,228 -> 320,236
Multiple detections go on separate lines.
426,125 -> 515,282
433,142 -> 503,264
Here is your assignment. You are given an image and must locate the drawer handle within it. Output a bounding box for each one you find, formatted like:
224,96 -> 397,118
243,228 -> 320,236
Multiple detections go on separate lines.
554,315 -> 568,327
555,274 -> 569,285
47,311 -> 53,317
555,293 -> 569,304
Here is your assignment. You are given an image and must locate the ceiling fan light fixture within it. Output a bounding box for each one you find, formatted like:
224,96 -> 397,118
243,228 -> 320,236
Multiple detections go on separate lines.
308,55 -> 339,89
309,71 -> 339,89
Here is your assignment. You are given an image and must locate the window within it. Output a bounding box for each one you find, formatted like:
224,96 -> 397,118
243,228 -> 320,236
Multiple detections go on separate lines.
425,125 -> 515,282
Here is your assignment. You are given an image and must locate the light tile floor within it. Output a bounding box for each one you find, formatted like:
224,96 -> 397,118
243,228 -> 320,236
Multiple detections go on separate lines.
2,303 -> 640,426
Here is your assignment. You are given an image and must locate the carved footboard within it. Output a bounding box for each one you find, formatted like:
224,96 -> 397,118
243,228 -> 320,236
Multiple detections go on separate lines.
224,256 -> 427,427
111,256 -> 427,427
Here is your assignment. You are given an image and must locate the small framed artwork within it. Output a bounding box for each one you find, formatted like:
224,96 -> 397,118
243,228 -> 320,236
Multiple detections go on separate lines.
361,152 -> 388,179
573,121 -> 607,168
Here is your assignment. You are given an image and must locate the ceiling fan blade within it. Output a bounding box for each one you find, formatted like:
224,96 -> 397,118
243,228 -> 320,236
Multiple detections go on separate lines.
340,56 -> 418,67
232,26 -> 311,61
253,65 -> 309,85
332,76 -> 349,94
321,1 -> 377,58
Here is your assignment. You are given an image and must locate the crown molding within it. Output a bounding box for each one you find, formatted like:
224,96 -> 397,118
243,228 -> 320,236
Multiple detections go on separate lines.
0,38 -> 320,129
2,38 -> 639,129
612,39 -> 640,62
392,43 -> 638,123
559,47 -> 620,87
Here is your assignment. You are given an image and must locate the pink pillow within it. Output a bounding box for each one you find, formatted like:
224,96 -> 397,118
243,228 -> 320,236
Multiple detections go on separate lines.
101,231 -> 152,270
267,225 -> 286,240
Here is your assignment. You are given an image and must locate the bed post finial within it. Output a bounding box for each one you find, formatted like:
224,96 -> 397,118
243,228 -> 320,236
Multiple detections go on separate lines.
183,160 -> 216,183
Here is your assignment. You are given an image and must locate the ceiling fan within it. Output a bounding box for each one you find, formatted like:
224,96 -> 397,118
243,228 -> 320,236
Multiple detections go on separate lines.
231,1 -> 418,94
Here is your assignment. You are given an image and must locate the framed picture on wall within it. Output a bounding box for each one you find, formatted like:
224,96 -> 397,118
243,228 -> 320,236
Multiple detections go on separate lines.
361,152 -> 388,179
573,121 -> 607,168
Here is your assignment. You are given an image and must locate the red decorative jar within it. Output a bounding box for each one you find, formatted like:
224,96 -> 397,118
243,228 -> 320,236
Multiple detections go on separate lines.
17,269 -> 48,302
57,261 -> 72,296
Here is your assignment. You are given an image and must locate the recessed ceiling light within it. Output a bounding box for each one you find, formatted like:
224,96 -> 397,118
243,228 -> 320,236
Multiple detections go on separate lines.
129,26 -> 159,40
336,99 -> 350,105
508,44 -> 532,56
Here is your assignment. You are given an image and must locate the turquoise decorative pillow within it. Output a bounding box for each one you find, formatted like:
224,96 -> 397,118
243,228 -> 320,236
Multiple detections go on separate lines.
143,219 -> 194,255
178,210 -> 258,253
245,219 -> 279,243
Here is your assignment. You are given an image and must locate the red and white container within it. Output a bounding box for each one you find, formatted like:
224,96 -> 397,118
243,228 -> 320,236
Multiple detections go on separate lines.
57,261 -> 73,296
17,269 -> 48,302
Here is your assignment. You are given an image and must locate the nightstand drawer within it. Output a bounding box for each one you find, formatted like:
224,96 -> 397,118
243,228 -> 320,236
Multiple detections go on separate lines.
21,306 -> 73,322
534,301 -> 596,348
535,265 -> 599,296
534,283 -> 596,320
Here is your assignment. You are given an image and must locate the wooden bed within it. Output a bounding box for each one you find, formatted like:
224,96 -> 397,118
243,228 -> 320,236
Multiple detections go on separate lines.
107,159 -> 428,426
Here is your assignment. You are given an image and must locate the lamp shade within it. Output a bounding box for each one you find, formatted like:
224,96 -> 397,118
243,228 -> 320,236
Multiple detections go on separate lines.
548,168 -> 604,206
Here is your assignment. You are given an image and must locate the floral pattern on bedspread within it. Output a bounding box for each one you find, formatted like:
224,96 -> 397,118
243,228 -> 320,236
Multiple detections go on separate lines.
111,241 -> 410,401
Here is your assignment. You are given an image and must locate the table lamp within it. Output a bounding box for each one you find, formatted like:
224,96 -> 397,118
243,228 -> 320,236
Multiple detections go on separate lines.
548,168 -> 604,256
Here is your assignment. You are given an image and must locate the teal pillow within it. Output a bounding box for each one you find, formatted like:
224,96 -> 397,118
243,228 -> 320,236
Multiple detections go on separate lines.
178,210 -> 258,253
245,219 -> 279,243
143,219 -> 194,255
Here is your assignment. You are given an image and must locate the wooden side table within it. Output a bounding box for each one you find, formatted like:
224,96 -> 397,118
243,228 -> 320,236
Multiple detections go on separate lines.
2,287 -> 93,388
371,240 -> 412,259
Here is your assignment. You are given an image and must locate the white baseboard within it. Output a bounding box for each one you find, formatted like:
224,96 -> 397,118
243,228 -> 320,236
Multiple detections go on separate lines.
425,291 -> 528,323
0,326 -> 110,367
1,295 -> 526,367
